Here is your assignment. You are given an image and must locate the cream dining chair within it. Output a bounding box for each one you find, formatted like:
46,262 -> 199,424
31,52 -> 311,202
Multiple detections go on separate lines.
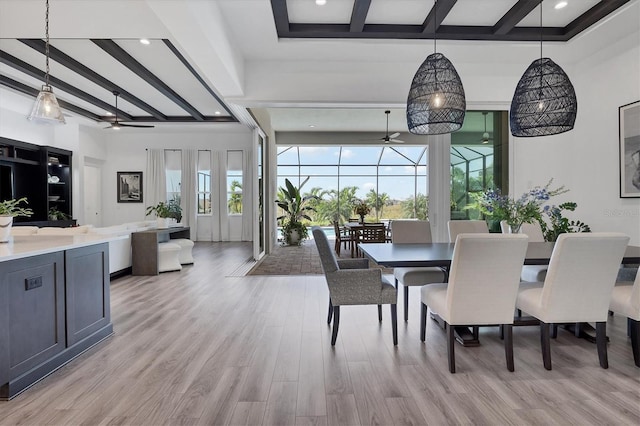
447,220 -> 489,242
391,220 -> 445,322
516,232 -> 629,370
420,233 -> 529,373
610,268 -> 640,367
500,220 -> 548,282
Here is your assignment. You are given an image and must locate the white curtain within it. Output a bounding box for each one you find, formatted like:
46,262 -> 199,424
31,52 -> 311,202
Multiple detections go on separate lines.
181,149 -> 197,240
145,149 -> 166,213
219,151 -> 229,241
211,151 -> 221,241
242,148 -> 253,241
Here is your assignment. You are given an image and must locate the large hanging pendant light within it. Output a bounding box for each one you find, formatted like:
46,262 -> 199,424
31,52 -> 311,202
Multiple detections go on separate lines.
28,0 -> 65,124
407,0 -> 465,135
510,0 -> 576,137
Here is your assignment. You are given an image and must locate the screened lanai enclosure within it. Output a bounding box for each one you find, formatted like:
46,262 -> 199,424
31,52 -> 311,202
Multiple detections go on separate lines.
277,145 -> 428,225
276,111 -> 508,227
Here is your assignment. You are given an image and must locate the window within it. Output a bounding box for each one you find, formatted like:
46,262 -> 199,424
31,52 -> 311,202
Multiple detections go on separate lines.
227,150 -> 243,215
197,150 -> 212,215
450,111 -> 506,223
276,145 -> 428,224
165,150 -> 181,203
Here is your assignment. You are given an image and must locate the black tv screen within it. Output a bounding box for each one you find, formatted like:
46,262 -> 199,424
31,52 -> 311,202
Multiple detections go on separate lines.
0,163 -> 14,201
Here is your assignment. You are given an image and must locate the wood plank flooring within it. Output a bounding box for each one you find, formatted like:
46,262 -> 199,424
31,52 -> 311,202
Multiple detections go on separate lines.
1,242 -> 639,425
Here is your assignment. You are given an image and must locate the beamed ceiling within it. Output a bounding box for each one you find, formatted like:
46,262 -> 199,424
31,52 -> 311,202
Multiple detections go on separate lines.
0,38 -> 237,125
0,0 -> 633,129
270,0 -> 631,41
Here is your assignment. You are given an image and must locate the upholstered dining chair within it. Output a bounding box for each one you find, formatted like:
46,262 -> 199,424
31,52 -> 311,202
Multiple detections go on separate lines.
420,233 -> 529,373
610,268 -> 640,367
391,220 -> 445,322
500,220 -> 548,282
447,220 -> 489,242
516,232 -> 630,370
312,226 -> 398,346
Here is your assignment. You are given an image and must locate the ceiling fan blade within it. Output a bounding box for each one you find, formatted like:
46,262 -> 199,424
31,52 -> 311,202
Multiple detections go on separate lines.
389,132 -> 401,139
120,123 -> 155,128
390,139 -> 405,143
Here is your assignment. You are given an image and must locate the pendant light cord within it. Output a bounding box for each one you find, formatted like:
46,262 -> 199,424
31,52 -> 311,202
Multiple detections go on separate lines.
539,0 -> 543,60
433,0 -> 437,53
45,0 -> 50,86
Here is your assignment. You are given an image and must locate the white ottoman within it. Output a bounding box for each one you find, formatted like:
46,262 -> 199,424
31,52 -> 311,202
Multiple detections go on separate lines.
158,242 -> 182,273
173,238 -> 195,265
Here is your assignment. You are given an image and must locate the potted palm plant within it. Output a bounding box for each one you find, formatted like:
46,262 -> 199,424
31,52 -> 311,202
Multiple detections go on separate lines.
0,197 -> 33,242
275,177 -> 317,245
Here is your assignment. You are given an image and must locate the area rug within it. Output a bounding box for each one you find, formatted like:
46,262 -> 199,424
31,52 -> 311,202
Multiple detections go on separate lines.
248,239 -> 388,276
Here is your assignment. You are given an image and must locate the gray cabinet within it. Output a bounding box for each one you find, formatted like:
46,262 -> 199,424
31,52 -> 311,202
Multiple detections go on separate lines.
0,243 -> 112,400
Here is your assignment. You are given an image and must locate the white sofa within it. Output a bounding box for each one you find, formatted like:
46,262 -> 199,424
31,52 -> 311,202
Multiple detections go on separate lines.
12,221 -> 157,275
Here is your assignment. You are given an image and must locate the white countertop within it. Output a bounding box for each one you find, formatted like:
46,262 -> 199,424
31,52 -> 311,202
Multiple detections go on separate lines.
0,234 -> 127,262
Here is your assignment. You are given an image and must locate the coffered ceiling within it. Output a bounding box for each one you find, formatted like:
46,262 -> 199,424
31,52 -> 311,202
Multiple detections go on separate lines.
271,0 -> 630,41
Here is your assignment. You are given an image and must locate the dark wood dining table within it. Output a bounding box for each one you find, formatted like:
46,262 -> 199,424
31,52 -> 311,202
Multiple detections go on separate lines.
358,241 -> 640,345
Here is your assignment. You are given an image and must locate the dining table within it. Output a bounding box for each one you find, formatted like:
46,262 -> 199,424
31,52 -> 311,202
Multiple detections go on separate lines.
358,241 -> 640,346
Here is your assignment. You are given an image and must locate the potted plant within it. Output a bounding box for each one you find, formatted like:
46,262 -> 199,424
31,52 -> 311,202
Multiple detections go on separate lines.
0,197 -> 33,242
48,206 -> 70,221
275,177 -> 317,245
146,197 -> 183,228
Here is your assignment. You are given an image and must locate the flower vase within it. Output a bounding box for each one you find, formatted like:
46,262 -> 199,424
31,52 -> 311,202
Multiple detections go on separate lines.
359,214 -> 365,224
508,223 -> 522,234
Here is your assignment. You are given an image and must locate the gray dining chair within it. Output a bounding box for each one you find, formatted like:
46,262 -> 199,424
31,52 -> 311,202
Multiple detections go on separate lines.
421,233 -> 529,373
391,220 -> 445,322
610,267 -> 640,367
312,226 -> 398,346
516,232 -> 630,370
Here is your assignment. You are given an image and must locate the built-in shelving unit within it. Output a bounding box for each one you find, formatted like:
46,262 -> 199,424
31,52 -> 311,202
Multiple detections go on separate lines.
0,137 -> 74,225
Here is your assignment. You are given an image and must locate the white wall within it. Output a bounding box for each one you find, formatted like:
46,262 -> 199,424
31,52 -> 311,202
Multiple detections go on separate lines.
0,100 -> 254,241
511,33 -> 640,245
101,125 -> 253,241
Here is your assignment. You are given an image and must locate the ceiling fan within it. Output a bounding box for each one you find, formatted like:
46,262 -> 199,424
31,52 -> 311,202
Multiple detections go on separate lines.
104,91 -> 154,129
480,112 -> 492,144
363,110 -> 404,143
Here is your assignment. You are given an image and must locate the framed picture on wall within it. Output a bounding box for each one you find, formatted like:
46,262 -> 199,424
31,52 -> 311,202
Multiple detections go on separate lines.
619,101 -> 640,198
117,171 -> 143,203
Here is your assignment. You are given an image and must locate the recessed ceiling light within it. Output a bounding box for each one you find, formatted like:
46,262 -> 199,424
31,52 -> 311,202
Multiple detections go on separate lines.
555,1 -> 568,9
106,112 -> 113,116
214,111 -> 221,115
139,38 -> 151,45
316,0 -> 327,5
309,125 -> 315,128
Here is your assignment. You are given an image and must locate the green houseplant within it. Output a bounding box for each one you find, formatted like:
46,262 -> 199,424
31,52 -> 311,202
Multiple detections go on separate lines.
146,198 -> 182,228
0,197 -> 33,242
48,206 -> 70,221
275,177 -> 317,245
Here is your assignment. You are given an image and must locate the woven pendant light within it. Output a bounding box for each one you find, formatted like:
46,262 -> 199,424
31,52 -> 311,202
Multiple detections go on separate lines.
510,1 -> 576,137
407,0 -> 465,135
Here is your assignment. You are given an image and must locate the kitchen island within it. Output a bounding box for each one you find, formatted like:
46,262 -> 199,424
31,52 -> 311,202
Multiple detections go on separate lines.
0,235 -> 119,399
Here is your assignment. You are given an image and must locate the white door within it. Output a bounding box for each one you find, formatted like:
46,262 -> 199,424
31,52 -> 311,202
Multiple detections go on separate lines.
83,163 -> 102,227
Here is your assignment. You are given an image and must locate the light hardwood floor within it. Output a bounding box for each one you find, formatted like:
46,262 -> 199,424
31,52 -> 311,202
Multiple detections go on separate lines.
1,242 -> 639,425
